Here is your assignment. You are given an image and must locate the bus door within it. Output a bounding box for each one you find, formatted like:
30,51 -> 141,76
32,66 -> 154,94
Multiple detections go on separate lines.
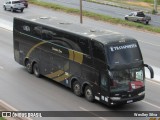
100,71 -> 109,104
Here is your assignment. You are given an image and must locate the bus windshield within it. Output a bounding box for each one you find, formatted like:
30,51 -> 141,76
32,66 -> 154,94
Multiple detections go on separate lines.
106,42 -> 142,67
110,67 -> 144,92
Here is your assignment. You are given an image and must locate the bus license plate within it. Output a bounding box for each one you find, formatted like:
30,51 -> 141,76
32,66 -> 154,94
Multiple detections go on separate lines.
127,100 -> 133,103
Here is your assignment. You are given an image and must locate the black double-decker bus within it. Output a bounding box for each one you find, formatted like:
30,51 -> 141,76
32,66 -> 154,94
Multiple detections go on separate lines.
13,16 -> 154,106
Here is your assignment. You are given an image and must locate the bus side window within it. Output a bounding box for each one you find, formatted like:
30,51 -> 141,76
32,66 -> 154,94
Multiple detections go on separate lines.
33,26 -> 42,39
41,28 -> 56,40
21,22 -> 42,39
91,41 -> 105,62
77,38 -> 89,55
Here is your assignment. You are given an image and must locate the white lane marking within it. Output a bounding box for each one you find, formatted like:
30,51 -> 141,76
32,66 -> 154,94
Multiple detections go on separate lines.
0,66 -> 4,69
142,100 -> 160,110
79,106 -> 88,111
146,79 -> 160,85
79,107 -> 107,120
0,100 -> 32,120
138,39 -> 160,47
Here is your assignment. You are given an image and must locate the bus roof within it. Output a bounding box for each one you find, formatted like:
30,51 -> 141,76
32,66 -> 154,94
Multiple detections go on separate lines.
15,16 -> 137,45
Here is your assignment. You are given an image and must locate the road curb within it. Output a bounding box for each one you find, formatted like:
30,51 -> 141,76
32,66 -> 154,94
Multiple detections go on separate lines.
0,100 -> 32,120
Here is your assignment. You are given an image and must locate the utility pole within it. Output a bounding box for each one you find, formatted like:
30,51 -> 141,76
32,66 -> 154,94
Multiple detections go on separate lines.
154,0 -> 157,13
80,0 -> 83,24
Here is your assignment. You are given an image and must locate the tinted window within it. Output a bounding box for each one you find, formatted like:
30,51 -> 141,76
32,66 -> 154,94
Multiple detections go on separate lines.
41,28 -> 56,40
41,27 -> 90,54
22,23 -> 41,39
129,13 -> 134,16
14,19 -> 42,39
137,12 -> 145,17
33,26 -> 42,39
92,41 -> 105,62
41,27 -> 77,49
77,38 -> 89,55
12,1 -> 21,4
106,43 -> 142,65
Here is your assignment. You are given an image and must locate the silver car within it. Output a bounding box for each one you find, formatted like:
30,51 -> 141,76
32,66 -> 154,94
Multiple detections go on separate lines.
125,11 -> 151,24
3,0 -> 25,12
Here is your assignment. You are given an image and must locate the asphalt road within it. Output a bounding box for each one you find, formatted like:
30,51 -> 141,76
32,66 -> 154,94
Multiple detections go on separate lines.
39,0 -> 160,27
0,28 -> 160,120
0,1 -> 160,120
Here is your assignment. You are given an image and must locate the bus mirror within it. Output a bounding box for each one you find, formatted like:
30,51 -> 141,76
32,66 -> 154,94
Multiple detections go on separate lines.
144,64 -> 154,79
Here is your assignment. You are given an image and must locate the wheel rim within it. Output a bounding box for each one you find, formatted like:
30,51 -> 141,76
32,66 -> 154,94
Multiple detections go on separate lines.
74,83 -> 81,95
26,62 -> 31,71
34,64 -> 39,76
85,88 -> 92,99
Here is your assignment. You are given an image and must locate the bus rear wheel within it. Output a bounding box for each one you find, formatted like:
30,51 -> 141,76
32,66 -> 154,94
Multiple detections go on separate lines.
25,60 -> 33,74
33,63 -> 41,78
73,81 -> 82,96
85,86 -> 94,102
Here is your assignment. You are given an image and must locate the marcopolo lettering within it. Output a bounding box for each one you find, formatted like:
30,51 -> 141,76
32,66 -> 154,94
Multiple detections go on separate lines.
110,44 -> 137,52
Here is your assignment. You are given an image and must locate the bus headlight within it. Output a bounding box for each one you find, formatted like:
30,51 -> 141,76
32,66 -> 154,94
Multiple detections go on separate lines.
138,91 -> 145,96
110,97 -> 121,100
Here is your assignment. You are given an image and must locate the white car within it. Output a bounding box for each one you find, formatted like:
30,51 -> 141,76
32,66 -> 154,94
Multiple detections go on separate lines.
3,0 -> 25,12
125,11 -> 151,24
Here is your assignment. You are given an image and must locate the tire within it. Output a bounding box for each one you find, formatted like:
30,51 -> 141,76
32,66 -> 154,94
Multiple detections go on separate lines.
145,21 -> 149,25
3,6 -> 6,10
11,7 -> 14,12
33,63 -> 41,78
21,9 -> 23,12
125,17 -> 128,20
73,81 -> 82,96
25,60 -> 33,74
84,85 -> 94,102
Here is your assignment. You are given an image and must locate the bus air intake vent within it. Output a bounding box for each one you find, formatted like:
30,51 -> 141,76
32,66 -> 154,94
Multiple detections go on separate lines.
90,29 -> 96,32
59,22 -> 72,25
39,17 -> 49,19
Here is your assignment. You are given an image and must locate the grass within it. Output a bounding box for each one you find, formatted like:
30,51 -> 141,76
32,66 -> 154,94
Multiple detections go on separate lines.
140,0 -> 160,4
88,0 -> 160,12
28,0 -> 160,33
100,0 -> 160,5
0,117 -> 5,120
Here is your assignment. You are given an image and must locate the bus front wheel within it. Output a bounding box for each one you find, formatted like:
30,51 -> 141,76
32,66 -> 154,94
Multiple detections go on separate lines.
73,81 -> 82,96
85,86 -> 94,102
33,63 -> 41,78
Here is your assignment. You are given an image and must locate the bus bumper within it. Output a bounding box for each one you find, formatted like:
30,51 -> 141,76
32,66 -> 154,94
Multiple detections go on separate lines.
109,94 -> 145,106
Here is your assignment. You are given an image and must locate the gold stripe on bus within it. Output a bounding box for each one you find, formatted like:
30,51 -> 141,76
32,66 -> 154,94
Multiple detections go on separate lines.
26,41 -> 47,58
46,70 -> 64,78
54,73 -> 71,82
73,51 -> 83,64
68,49 -> 74,60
